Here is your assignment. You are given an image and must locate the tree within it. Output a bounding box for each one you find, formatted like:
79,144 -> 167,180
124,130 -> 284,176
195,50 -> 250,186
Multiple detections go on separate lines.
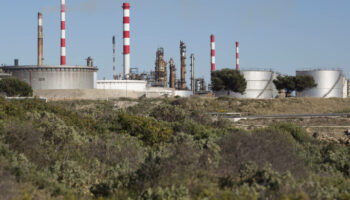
211,69 -> 247,94
0,77 -> 33,97
295,75 -> 317,92
273,75 -> 317,95
273,76 -> 295,93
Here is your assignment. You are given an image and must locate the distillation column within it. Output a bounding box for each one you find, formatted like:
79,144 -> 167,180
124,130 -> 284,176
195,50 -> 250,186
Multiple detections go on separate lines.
180,41 -> 187,90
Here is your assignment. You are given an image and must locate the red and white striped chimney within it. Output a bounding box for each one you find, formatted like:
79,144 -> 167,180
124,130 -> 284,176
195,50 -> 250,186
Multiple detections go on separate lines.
211,34 -> 215,72
236,41 -> 239,70
60,0 -> 66,65
123,2 -> 130,79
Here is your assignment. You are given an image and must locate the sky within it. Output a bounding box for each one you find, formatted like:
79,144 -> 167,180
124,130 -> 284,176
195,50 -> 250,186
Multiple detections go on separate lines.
1,0 -> 350,85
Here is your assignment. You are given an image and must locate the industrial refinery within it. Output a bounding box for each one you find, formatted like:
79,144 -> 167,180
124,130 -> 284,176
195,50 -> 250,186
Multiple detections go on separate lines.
1,1 -> 349,100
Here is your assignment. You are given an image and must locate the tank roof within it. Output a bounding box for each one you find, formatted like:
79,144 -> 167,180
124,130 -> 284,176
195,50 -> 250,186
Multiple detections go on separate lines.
1,65 -> 98,71
296,68 -> 342,72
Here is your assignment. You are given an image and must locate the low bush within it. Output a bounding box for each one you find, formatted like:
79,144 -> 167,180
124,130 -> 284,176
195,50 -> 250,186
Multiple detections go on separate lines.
110,112 -> 173,147
0,77 -> 33,97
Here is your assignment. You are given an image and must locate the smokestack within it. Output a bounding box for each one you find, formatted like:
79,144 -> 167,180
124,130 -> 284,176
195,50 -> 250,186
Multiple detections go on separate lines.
60,0 -> 66,65
180,41 -> 187,90
113,36 -> 117,80
190,54 -> 195,94
236,41 -> 239,70
169,58 -> 176,89
123,2 -> 130,79
211,34 -> 215,72
38,12 -> 44,66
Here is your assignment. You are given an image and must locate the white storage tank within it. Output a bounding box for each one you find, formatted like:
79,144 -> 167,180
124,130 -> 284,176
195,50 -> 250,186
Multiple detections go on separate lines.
2,65 -> 98,90
215,70 -> 279,99
296,69 -> 343,98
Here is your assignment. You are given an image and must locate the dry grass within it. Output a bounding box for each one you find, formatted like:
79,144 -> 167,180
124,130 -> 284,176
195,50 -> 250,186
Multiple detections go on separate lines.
205,97 -> 350,115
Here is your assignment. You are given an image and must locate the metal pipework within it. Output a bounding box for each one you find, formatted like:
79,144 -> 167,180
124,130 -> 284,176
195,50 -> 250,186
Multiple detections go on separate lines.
180,41 -> 186,90
60,0 -> 66,65
190,54 -> 195,94
38,12 -> 44,66
113,36 -> 117,80
169,58 -> 176,89
123,2 -> 131,79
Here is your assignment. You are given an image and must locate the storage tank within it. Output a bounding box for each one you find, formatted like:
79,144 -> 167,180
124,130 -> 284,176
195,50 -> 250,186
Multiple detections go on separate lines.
1,65 -> 98,90
215,70 -> 278,99
296,69 -> 343,98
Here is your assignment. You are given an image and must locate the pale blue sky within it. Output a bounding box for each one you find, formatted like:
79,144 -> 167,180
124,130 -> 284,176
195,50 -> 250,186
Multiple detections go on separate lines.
1,0 -> 350,85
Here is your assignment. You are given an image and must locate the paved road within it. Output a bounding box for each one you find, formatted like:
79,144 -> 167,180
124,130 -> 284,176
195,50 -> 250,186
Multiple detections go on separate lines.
241,113 -> 350,119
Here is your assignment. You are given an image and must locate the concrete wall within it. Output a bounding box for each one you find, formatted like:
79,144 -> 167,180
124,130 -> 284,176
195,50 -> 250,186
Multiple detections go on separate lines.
146,87 -> 174,98
34,88 -> 193,101
174,90 -> 193,97
96,80 -> 147,91
34,89 -> 145,101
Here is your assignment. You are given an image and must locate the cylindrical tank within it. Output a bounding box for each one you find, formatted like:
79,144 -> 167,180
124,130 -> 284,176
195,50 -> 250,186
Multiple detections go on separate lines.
296,69 -> 343,98
2,65 -> 98,90
215,70 -> 278,99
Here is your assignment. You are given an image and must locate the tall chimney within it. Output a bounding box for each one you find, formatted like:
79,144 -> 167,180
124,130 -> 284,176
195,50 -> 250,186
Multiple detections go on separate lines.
169,58 -> 176,89
60,0 -> 66,65
38,12 -> 44,66
113,36 -> 117,80
190,54 -> 195,94
236,41 -> 239,70
180,41 -> 186,90
123,2 -> 131,79
211,34 -> 215,72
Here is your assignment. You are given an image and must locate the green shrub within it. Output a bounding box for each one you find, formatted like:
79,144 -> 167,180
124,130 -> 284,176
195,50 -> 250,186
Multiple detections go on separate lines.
111,112 -> 173,147
0,77 -> 33,97
149,104 -> 187,122
270,123 -> 311,144
218,131 -> 306,177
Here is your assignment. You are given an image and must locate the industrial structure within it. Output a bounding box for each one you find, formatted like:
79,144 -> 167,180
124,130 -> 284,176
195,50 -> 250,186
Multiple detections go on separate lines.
60,0 -> 66,65
195,78 -> 206,93
112,36 -> 117,80
169,58 -> 176,89
215,70 -> 279,99
38,12 -> 44,66
190,54 -> 195,93
123,2 -> 131,79
211,35 -> 215,72
1,0 -> 98,91
3,1 -> 350,100
2,64 -> 97,90
236,42 -> 239,70
179,41 -> 187,90
0,70 -> 11,80
154,48 -> 168,87
296,69 -> 346,98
